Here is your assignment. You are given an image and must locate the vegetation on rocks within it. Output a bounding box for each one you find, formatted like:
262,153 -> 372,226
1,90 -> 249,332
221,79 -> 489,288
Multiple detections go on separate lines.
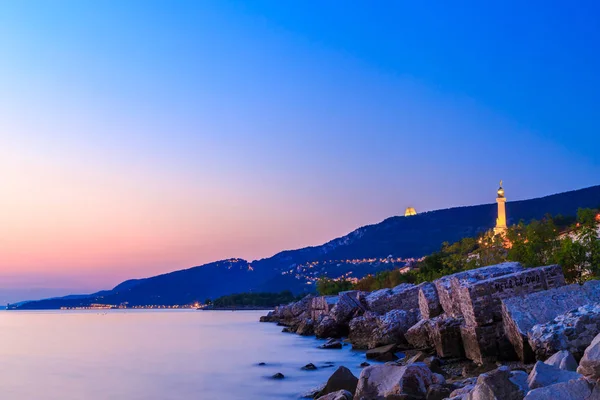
317,207 -> 600,295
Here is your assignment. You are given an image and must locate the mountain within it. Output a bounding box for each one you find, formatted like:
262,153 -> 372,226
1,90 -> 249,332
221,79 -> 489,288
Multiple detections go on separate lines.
12,185 -> 600,310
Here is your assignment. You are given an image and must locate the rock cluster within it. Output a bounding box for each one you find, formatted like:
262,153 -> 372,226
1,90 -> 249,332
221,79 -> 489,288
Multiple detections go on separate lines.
259,262 -> 600,399
502,280 -> 600,362
528,303 -> 600,360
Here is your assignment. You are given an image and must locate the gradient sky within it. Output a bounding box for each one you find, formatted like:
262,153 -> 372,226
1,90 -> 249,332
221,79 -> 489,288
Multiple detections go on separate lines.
1,1 -> 599,302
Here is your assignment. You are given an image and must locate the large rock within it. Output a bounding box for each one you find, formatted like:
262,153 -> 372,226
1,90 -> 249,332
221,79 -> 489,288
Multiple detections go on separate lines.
310,296 -> 340,321
419,282 -> 443,319
315,390 -> 353,400
529,303 -> 600,360
449,384 -> 475,399
502,281 -> 600,362
523,378 -> 597,400
545,350 -> 578,372
332,291 -> 368,323
366,344 -> 399,362
459,265 -> 565,329
578,332 -> 600,381
365,283 -> 422,315
430,315 -> 465,358
315,316 -> 344,339
296,318 -> 315,336
426,384 -> 453,400
465,366 -> 528,400
527,361 -> 582,389
349,309 -> 419,350
436,262 -> 524,317
316,291 -> 368,338
354,363 -> 433,400
259,311 -> 276,322
461,322 -> 517,365
318,366 -> 358,398
406,319 -> 435,350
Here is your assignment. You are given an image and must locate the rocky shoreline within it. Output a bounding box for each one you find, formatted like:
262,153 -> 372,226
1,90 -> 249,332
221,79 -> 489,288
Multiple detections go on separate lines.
260,262 -> 600,399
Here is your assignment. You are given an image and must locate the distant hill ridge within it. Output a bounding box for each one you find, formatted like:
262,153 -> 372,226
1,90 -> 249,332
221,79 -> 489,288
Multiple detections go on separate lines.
12,185 -> 600,309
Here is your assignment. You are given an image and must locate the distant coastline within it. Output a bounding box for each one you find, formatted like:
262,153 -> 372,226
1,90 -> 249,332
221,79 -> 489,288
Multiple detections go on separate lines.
201,306 -> 274,311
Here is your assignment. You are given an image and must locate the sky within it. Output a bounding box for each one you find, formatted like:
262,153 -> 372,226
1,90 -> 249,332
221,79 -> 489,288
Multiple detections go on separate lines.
1,1 -> 599,302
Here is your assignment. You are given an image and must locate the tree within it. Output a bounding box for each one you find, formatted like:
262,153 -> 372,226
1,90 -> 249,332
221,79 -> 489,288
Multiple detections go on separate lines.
316,278 -> 354,296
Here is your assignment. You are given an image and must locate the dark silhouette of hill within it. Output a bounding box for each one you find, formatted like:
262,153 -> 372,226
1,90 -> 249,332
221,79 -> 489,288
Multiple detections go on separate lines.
13,185 -> 600,309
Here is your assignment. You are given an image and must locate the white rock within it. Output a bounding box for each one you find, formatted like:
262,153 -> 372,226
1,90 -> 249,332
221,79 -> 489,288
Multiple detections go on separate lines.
527,361 -> 582,390
545,350 -> 578,372
523,378 -> 595,400
577,332 -> 600,381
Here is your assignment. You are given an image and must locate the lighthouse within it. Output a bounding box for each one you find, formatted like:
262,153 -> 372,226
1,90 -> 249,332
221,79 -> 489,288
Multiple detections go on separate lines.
494,180 -> 507,236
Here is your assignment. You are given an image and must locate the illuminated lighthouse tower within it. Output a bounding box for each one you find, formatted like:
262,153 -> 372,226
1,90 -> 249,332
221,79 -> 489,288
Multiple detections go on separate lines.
494,180 -> 507,236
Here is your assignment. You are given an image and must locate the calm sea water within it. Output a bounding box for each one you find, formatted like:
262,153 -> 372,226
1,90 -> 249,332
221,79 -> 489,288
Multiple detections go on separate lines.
0,310 -> 368,399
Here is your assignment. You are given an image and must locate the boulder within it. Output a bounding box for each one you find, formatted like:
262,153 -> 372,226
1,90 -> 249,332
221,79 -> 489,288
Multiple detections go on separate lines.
302,363 -> 318,371
316,316 -> 345,339
365,283 -> 422,314
317,366 -> 358,398
319,338 -> 343,350
296,318 -> 315,336
578,332 -> 600,381
436,262 -> 524,317
406,319 -> 435,350
317,291 -> 368,338
349,312 -> 379,349
502,281 -> 600,362
419,282 -> 443,319
354,363 -> 433,400
465,366 -> 528,400
459,265 -> 565,329
366,344 -> 399,362
259,311 -> 276,322
449,384 -> 475,399
271,372 -> 285,379
545,350 -> 578,372
405,351 -> 428,365
426,384 -> 452,400
461,323 -> 505,365
291,295 -> 314,318
527,361 -> 582,390
523,378 -> 596,399
315,390 -> 353,400
331,291 -> 368,324
310,296 -> 340,321
430,315 -> 465,358
349,309 -> 419,350
528,303 -> 600,360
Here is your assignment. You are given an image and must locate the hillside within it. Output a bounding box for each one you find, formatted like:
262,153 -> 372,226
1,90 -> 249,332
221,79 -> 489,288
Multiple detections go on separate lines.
12,185 -> 600,309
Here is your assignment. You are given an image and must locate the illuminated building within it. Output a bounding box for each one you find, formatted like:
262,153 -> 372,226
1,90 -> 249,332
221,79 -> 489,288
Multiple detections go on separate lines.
494,180 -> 508,236
404,207 -> 417,217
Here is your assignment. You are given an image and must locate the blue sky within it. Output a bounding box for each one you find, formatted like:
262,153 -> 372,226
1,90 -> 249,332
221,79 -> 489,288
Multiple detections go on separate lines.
0,1 -> 599,301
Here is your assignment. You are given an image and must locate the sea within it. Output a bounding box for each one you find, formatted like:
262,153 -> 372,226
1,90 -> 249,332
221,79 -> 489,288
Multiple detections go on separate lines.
0,310 -> 369,400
